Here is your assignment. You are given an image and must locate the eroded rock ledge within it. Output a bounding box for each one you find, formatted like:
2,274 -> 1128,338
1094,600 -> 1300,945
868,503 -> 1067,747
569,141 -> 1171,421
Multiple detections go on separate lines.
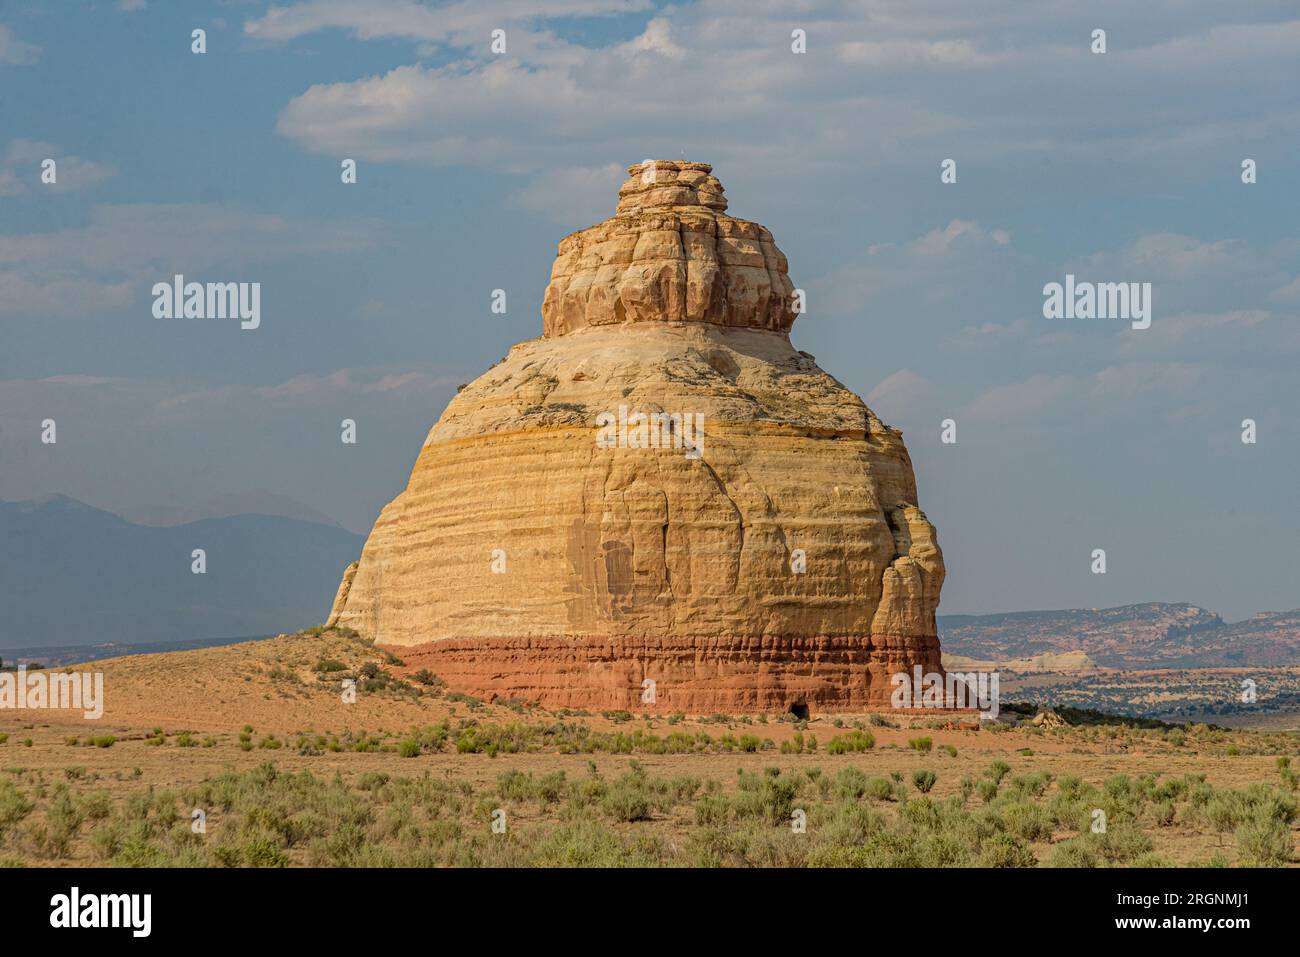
395,634 -> 944,713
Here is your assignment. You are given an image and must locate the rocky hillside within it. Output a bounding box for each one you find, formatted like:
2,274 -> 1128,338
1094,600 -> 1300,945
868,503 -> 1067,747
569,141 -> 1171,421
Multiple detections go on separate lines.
939,603 -> 1300,668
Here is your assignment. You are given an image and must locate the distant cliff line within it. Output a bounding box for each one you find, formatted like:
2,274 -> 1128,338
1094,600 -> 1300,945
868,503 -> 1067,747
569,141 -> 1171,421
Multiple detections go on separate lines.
939,602 -> 1300,669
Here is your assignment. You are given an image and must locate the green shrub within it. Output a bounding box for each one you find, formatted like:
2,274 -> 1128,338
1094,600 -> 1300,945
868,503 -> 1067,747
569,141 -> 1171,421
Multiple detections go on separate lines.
412,669 -> 442,688
695,793 -> 730,827
1050,839 -> 1098,868
602,786 -> 651,822
0,781 -> 33,838
1001,800 -> 1053,841
1092,824 -> 1154,864
1007,771 -> 1052,799
1151,800 -> 1176,827
1236,816 -> 1291,866
977,832 -> 1036,867
864,777 -> 896,802
825,730 -> 874,754
236,833 -> 290,868
835,767 -> 870,800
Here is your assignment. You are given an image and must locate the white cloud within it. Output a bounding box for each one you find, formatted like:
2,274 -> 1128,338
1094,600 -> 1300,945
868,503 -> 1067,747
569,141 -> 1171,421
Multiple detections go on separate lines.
0,204 -> 384,316
246,0 -> 651,45
1073,232 -> 1257,282
814,219 -> 1017,317
0,273 -> 134,317
513,162 -> 625,225
0,140 -> 116,195
941,318 -> 1033,351
1087,361 -> 1205,401
0,24 -> 40,65
1061,232 -> 1300,356
838,37 -> 1015,69
962,373 -> 1078,424
1269,276 -> 1300,303
910,220 -> 997,257
961,359 -> 1238,429
250,1 -> 1300,189
1115,309 -> 1279,358
865,368 -> 938,423
40,374 -> 119,386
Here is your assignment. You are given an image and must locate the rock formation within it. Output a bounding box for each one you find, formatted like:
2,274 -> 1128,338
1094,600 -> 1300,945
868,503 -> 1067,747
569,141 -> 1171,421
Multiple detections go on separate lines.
328,160 -> 946,712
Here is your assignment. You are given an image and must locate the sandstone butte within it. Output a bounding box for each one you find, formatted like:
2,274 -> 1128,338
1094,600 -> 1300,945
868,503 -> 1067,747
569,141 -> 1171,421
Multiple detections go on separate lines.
327,160 -> 946,714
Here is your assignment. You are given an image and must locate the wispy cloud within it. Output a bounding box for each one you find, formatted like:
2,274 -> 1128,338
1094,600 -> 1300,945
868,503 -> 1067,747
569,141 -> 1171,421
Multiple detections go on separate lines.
246,0 -> 651,45
512,162 -> 625,225
0,24 -> 40,65
0,204 -> 385,316
0,140 -> 115,197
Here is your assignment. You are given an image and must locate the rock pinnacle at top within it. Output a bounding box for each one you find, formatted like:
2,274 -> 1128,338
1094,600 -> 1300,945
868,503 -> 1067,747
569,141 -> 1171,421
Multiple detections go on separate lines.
616,160 -> 728,213
542,160 -> 798,338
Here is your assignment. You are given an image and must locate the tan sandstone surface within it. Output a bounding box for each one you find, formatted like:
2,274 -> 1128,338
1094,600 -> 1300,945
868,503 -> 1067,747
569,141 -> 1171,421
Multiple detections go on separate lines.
328,161 -> 946,713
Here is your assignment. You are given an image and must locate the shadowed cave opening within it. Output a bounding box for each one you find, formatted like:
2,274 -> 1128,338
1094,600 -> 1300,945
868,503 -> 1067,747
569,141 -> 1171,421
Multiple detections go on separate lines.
789,702 -> 809,721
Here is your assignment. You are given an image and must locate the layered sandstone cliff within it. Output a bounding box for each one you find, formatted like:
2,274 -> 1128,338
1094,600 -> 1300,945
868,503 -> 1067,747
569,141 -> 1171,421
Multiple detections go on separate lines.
328,161 -> 945,712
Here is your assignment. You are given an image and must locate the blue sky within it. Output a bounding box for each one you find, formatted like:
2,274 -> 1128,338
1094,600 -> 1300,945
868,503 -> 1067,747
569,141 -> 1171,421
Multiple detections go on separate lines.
1,0 -> 1297,619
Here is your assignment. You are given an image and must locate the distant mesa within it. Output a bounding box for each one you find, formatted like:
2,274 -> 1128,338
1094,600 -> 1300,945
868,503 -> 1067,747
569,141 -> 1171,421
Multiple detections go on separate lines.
327,160 -> 946,713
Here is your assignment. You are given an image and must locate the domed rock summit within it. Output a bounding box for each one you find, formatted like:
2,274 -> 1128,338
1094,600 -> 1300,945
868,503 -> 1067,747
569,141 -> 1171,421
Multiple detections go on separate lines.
327,160 -> 946,713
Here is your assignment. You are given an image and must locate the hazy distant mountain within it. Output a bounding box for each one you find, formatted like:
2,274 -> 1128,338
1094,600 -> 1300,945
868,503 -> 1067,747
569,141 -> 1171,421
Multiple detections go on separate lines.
939,602 -> 1300,669
116,491 -> 341,529
0,495 -> 363,649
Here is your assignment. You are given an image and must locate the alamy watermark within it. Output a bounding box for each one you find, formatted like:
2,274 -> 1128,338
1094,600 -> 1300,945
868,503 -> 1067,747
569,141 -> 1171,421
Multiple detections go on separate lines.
596,404 -> 704,460
890,666 -> 999,719
152,274 -> 261,330
49,887 -> 150,937
1042,274 -> 1151,330
0,665 -> 104,719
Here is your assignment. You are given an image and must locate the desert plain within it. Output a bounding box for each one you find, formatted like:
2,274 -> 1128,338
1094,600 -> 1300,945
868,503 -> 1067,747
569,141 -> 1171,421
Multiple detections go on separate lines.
0,626 -> 1295,868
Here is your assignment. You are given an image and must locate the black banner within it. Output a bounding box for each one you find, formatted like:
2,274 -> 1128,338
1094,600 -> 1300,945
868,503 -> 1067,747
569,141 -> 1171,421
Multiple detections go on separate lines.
1,866 -> 1289,944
